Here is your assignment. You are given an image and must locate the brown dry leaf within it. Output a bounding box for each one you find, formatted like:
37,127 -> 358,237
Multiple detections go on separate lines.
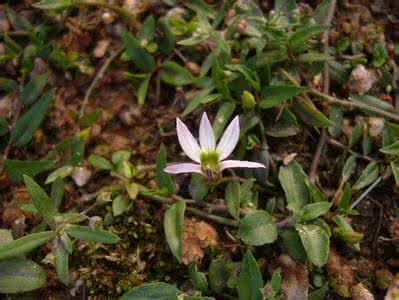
389,220 -> 399,240
182,218 -> 218,265
327,249 -> 355,298
351,283 -> 375,300
278,255 -> 308,300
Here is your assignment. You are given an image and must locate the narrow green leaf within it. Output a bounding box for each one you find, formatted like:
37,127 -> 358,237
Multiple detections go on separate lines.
189,263 -> 208,292
33,0 -> 73,9
301,202 -> 332,221
391,161 -> 399,186
0,258 -> 46,293
122,31 -> 155,72
88,154 -> 112,170
238,210 -> 277,246
259,85 -> 305,109
380,141 -> 399,156
289,25 -> 326,49
51,179 -> 64,209
296,224 -> 330,267
112,195 -> 131,217
238,250 -> 263,300
4,159 -> 53,182
0,231 -> 55,260
278,161 -> 309,207
342,155 -> 357,183
212,102 -> 236,139
137,76 -> 150,105
45,165 -> 73,184
23,175 -> 57,221
65,225 -> 120,244
164,200 -> 185,263
208,258 -> 235,293
298,52 -> 331,63
352,162 -> 379,191
225,181 -> 240,220
292,99 -> 331,128
156,144 -> 175,195
0,77 -> 17,93
55,241 -> 69,285
189,174 -> 209,201
160,61 -> 194,86
19,74 -> 47,105
275,0 -> 296,13
280,228 -> 307,261
10,89 -> 55,147
120,282 -> 179,300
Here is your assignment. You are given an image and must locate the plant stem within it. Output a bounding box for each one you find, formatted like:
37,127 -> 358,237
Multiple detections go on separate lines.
136,184 -> 239,227
79,47 -> 123,120
327,138 -> 379,162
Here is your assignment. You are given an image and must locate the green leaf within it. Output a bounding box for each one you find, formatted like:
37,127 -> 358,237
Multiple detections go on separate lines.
10,89 -> 55,147
328,105 -> 343,138
289,25 -> 326,49
120,282 -> 179,300
189,263 -> 208,292
280,228 -> 307,261
156,145 -> 175,195
296,224 -> 329,267
238,250 -> 263,300
122,31 -> 155,72
65,225 -> 120,244
51,178 -> 64,209
372,43 -> 388,67
337,183 -> 352,211
0,117 -> 6,136
189,174 -> 209,201
88,154 -> 112,170
391,161 -> 399,186
301,202 -> 332,221
298,52 -> 331,63
308,282 -> 329,300
23,175 -> 57,221
0,231 -> 54,260
225,181 -> 240,220
342,155 -> 357,183
383,122 -> 399,147
19,74 -> 47,105
278,161 -> 309,207
45,165 -> 73,184
137,76 -> 150,105
259,85 -> 305,109
0,230 -> 13,246
33,0 -> 73,9
292,98 -> 331,127
112,195 -> 131,217
4,159 -> 53,182
111,150 -> 131,165
0,77 -> 17,93
380,141 -> 399,156
314,0 -> 333,23
275,0 -> 296,13
80,109 -> 102,128
238,210 -> 277,246
351,94 -> 396,114
55,241 -> 69,285
0,258 -> 46,293
352,162 -> 379,191
212,102 -> 236,139
164,200 -> 185,263
160,61 -> 194,86
208,258 -> 235,293
138,15 -> 156,42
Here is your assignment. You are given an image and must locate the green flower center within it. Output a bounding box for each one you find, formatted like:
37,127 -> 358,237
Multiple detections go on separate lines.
200,151 -> 220,178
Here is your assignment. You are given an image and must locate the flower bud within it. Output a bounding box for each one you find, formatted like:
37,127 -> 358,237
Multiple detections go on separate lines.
242,90 -> 256,110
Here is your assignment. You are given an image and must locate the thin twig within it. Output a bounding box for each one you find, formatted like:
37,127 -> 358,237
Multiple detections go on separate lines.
350,176 -> 383,209
78,47 -> 123,120
136,184 -> 239,227
309,0 -> 337,183
310,89 -> 399,122
327,138 -> 379,162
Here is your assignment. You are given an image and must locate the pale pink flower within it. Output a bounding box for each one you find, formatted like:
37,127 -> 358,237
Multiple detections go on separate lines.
164,113 -> 265,177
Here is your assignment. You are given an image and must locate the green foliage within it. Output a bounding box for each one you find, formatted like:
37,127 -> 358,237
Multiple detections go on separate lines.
296,224 -> 330,267
164,200 -> 185,263
156,145 -> 175,195
121,282 -> 179,300
238,210 -> 277,246
278,161 -> 309,208
238,250 -> 263,300
4,159 -> 53,182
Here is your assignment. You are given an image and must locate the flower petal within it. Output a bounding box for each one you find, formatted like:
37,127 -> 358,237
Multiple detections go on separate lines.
220,160 -> 266,171
216,116 -> 240,160
164,163 -> 202,174
176,117 -> 201,163
199,112 -> 216,151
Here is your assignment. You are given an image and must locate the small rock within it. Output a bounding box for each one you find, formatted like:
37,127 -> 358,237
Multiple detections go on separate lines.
348,65 -> 378,95
93,39 -> 111,58
71,167 -> 92,187
368,117 -> 384,138
102,12 -> 115,24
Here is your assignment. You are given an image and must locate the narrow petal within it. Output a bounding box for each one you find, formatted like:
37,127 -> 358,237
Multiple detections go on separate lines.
199,112 -> 216,151
176,118 -> 201,163
216,116 -> 240,160
220,160 -> 266,171
164,163 -> 202,174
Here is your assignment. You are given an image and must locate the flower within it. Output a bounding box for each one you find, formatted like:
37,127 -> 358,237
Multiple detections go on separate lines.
164,112 -> 265,178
